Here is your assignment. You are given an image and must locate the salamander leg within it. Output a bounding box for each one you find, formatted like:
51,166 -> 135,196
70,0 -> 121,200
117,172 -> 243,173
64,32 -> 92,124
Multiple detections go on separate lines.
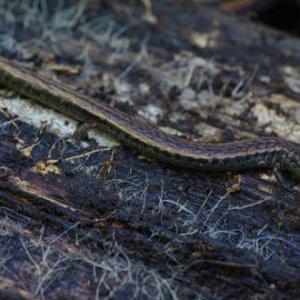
274,166 -> 294,191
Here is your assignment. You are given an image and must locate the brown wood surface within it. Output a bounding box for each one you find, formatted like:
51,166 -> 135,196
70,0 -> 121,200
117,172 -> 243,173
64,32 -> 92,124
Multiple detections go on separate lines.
0,0 -> 300,299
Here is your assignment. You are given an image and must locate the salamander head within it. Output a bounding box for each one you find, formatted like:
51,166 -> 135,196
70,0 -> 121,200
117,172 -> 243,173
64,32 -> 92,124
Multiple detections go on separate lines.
277,147 -> 300,187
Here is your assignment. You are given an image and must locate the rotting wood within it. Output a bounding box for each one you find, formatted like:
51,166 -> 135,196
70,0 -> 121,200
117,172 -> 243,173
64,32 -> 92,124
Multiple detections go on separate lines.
0,1 -> 300,299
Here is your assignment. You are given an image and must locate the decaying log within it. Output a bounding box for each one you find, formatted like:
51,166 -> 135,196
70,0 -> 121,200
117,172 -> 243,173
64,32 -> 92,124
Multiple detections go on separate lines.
0,0 -> 300,299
